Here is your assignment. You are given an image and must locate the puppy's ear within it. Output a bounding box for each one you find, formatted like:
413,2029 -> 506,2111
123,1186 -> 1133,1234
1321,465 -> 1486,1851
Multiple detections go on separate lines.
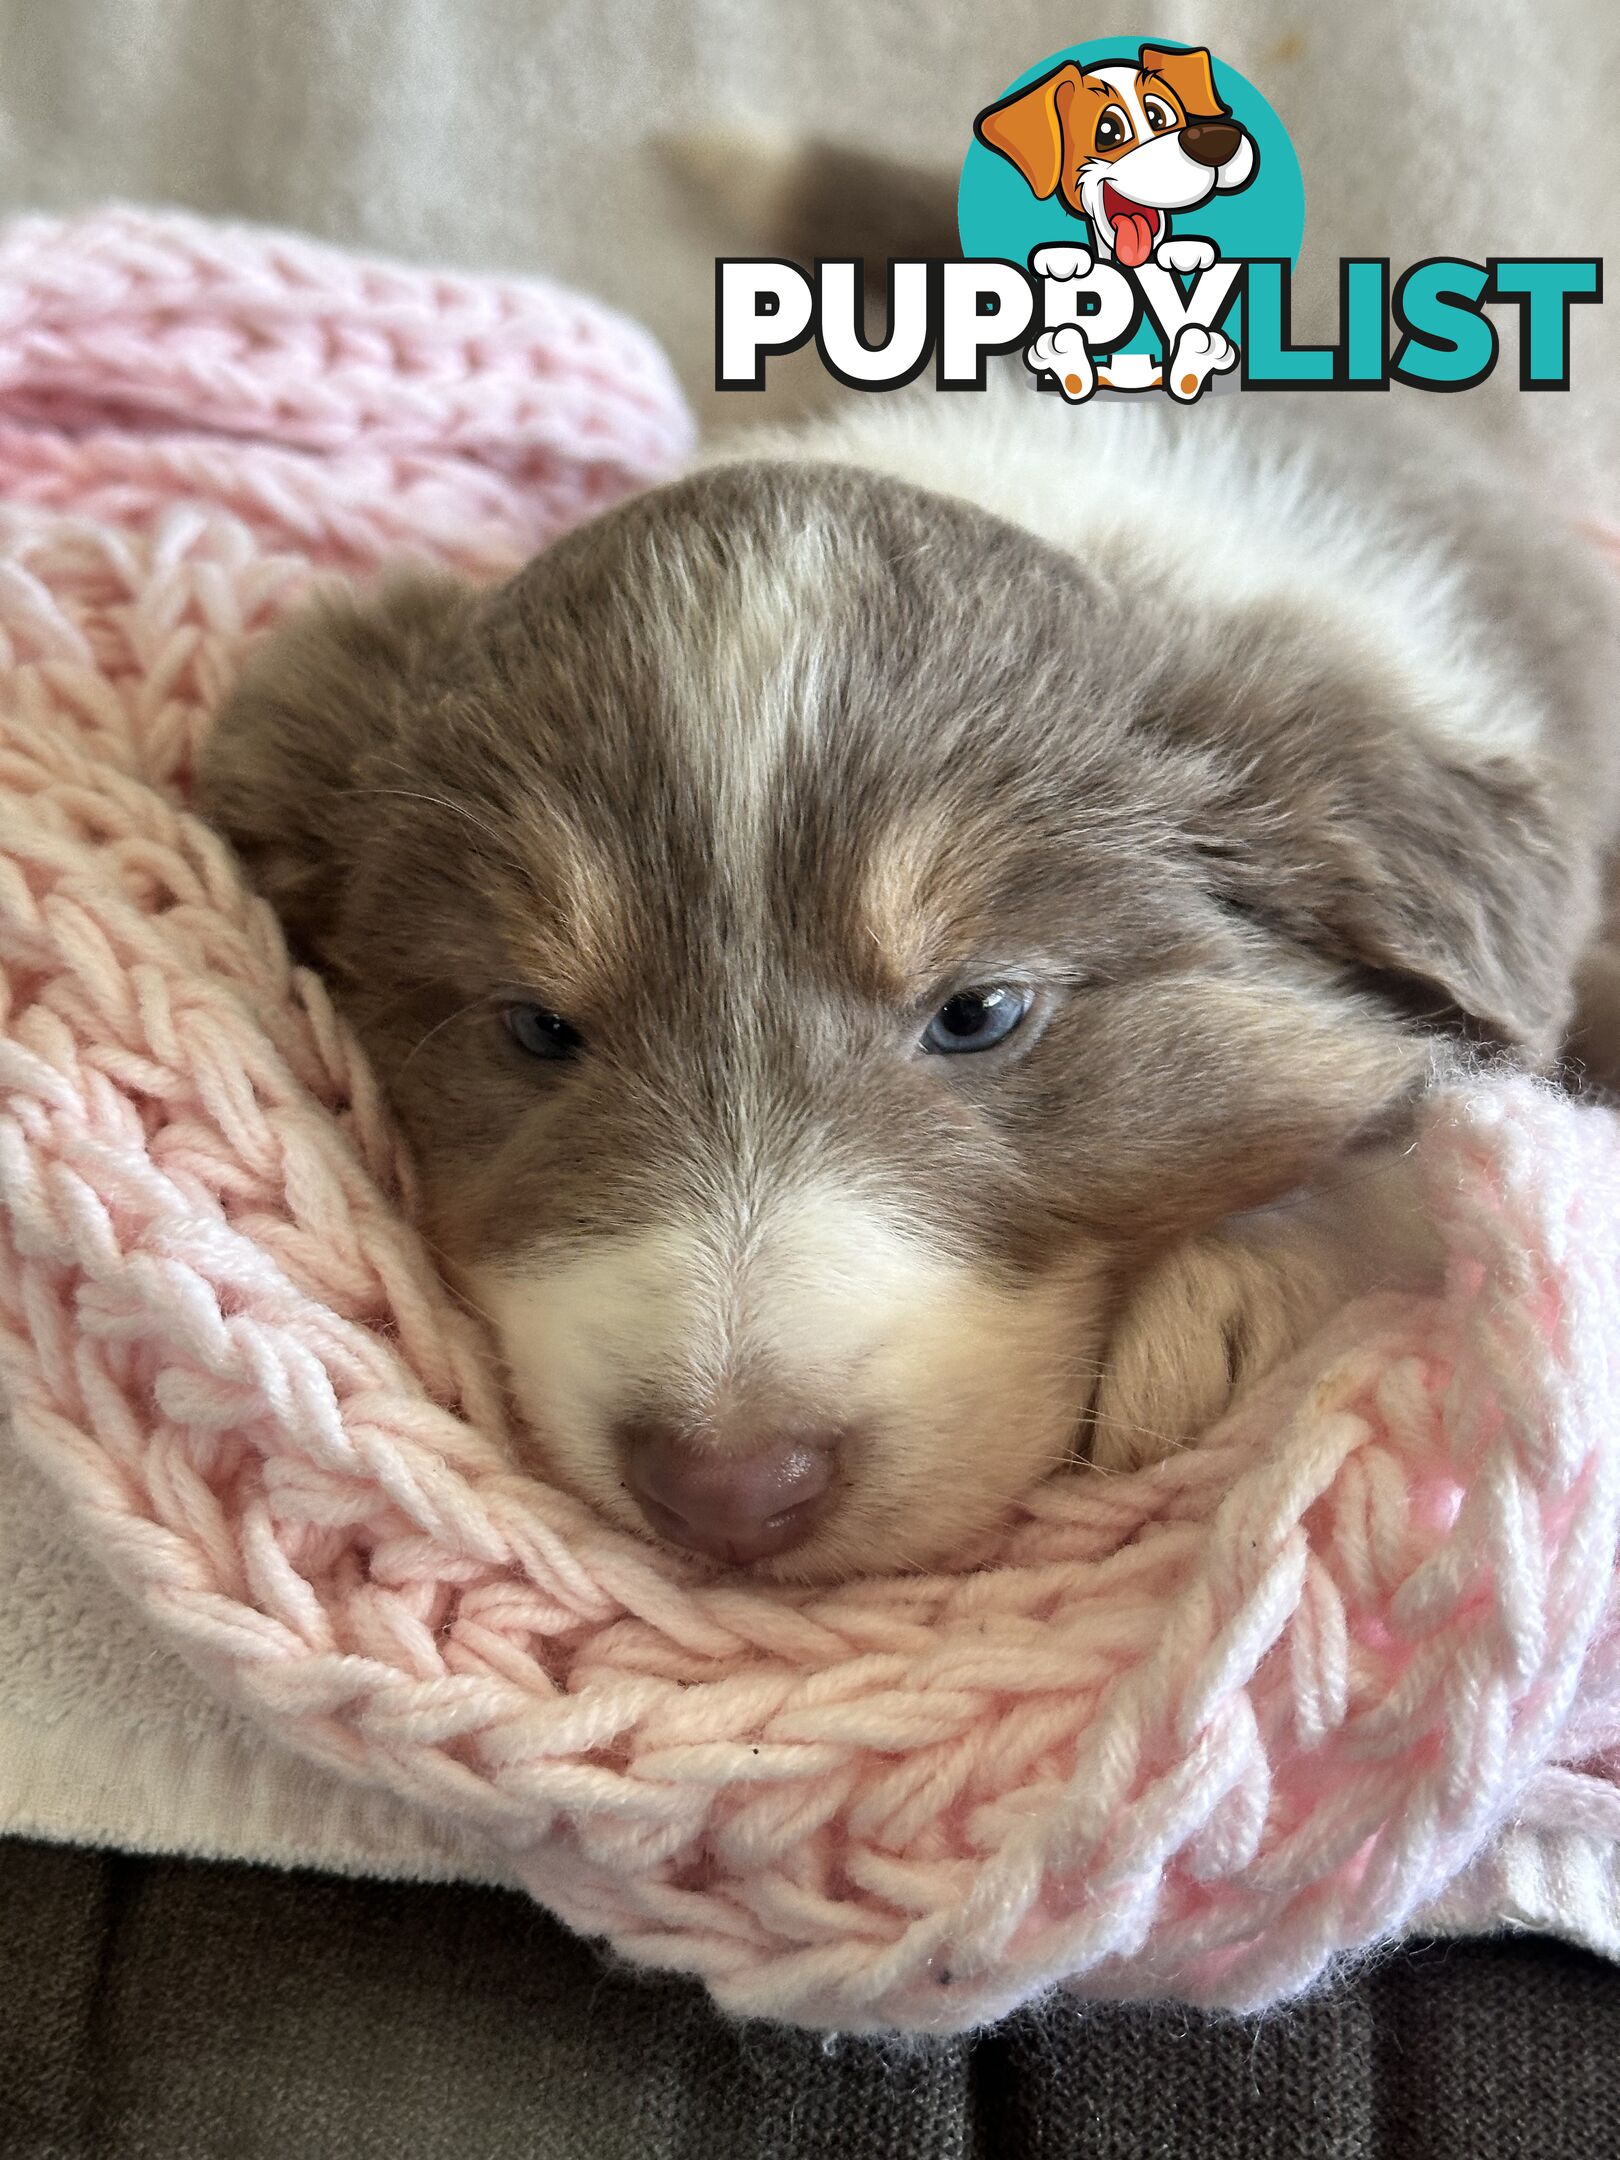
974,64 -> 1083,201
196,577 -> 471,963
1310,754 -> 1572,1059
1139,44 -> 1228,120
1195,716 -> 1580,1063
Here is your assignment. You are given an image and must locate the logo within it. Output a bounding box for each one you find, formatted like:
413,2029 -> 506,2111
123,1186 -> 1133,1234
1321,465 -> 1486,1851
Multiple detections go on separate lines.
715,38 -> 1601,399
974,45 -> 1264,269
964,40 -> 1297,399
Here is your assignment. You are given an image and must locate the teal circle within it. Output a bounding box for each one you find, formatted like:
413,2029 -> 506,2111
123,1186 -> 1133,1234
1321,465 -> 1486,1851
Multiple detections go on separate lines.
958,40 -> 1304,359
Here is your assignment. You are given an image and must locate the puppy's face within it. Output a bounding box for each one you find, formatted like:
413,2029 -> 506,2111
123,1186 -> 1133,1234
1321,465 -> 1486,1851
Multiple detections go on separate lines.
201,462 -> 1558,1580
974,44 -> 1257,264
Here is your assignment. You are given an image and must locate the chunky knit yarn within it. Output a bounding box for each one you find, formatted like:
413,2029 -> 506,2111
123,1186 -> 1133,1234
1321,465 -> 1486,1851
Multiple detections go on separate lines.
3,206 -> 1620,2036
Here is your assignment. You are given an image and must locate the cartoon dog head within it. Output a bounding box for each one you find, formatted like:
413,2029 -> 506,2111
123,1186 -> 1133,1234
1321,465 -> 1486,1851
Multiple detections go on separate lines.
974,44 -> 1257,267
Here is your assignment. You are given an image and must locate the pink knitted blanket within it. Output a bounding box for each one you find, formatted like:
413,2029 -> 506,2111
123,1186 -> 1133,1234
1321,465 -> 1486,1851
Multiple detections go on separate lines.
3,206 -> 1620,2035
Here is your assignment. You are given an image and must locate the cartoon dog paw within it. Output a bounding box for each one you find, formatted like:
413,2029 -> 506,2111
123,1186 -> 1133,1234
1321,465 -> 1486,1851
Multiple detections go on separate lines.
1030,244 -> 1093,282
1154,236 -> 1218,275
1026,325 -> 1095,402
1166,322 -> 1237,401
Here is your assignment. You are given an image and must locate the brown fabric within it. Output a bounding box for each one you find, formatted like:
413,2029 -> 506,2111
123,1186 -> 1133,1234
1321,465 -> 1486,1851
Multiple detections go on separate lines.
2,1837 -> 1617,2160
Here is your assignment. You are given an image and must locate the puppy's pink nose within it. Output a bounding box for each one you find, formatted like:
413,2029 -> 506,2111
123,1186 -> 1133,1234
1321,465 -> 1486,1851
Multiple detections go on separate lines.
618,1418 -> 839,1564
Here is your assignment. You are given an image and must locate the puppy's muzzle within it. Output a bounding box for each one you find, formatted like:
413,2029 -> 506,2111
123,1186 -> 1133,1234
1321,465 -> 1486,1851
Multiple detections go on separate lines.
618,1415 -> 842,1564
1179,121 -> 1243,168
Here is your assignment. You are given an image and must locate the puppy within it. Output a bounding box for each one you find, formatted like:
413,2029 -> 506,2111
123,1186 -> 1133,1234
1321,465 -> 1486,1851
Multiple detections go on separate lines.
198,368 -> 1620,1585
974,43 -> 1257,265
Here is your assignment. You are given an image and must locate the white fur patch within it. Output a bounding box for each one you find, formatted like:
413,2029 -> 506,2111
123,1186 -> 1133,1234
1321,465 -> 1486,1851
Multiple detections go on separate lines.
674,522 -> 836,887
721,382 -> 1548,759
474,1180 -> 1102,1576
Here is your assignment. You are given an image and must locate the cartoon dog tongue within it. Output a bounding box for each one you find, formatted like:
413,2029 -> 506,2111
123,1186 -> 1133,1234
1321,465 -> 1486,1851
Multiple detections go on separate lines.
1108,195 -> 1158,268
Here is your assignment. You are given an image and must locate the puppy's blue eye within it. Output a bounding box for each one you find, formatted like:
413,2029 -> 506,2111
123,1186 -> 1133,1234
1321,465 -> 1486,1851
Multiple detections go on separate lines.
503,1003 -> 583,1061
922,985 -> 1030,1055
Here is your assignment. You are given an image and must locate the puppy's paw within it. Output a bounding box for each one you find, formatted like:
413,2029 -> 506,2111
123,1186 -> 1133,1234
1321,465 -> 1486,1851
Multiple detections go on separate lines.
1154,236 -> 1217,274
1090,1232 -> 1337,1473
